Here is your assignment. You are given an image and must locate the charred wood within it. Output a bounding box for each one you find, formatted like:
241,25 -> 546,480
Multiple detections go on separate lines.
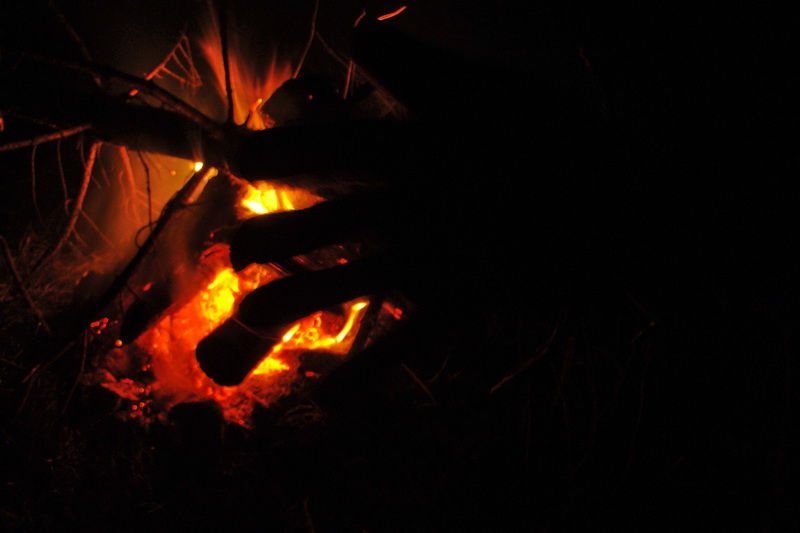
233,119 -> 430,181
197,254 -> 396,386
236,254 -> 396,330
229,188 -> 395,270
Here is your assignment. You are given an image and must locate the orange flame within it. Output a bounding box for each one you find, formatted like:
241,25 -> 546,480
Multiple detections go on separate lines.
197,12 -> 293,128
92,11 -> 401,426
101,180 -> 380,425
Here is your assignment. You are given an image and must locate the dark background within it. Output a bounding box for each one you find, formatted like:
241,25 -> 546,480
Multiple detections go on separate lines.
1,1 -> 799,531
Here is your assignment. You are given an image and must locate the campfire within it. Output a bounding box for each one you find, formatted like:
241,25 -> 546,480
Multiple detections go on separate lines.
1,2 -> 407,426
93,176 -> 383,426
1,4 -> 793,532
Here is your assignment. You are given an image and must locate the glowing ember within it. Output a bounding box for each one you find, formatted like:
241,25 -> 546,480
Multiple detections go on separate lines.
97,179 -> 380,425
239,181 -> 297,215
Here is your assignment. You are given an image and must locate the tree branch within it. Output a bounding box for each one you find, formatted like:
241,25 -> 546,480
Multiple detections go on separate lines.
0,124 -> 91,152
18,51 -> 219,132
33,141 -> 100,272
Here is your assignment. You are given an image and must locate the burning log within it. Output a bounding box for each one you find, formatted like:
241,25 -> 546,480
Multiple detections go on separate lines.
197,254 -> 396,386
233,119 -> 430,181
229,187 -> 394,270
2,5 -> 600,422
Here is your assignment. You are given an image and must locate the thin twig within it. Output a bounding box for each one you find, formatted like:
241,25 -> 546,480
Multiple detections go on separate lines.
293,0 -> 319,79
343,60 -> 354,99
217,1 -> 235,125
79,210 -> 116,250
129,32 -> 200,97
400,363 -> 436,404
0,357 -> 26,370
84,166 -> 215,322
136,151 -> 154,228
303,498 -> 316,533
0,236 -> 52,335
313,31 -> 402,116
41,339 -> 78,371
62,329 -> 88,414
30,143 -> 44,226
430,352 -> 451,383
313,32 -> 350,70
490,325 -> 560,395
55,136 -> 69,214
116,145 -> 139,221
16,366 -> 40,418
0,124 -> 91,152
33,141 -> 101,273
46,0 -> 92,62
146,34 -> 192,84
19,52 -> 219,132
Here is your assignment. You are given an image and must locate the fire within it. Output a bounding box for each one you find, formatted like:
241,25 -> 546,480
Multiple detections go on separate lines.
90,7 -> 400,426
252,300 -> 369,376
239,181 -> 297,215
99,179 -> 377,425
196,11 -> 293,128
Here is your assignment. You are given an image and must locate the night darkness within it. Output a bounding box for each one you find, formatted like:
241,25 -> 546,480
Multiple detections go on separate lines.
1,1 -> 799,531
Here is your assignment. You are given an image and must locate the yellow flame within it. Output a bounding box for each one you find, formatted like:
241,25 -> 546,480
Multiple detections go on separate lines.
102,175 -> 388,425
239,182 -> 297,215
252,298 -> 370,378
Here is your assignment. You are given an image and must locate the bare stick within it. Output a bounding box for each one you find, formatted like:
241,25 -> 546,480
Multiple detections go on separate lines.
0,124 -> 91,152
303,498 -> 317,533
85,166 -> 215,322
33,141 -> 101,272
136,151 -> 154,228
343,60 -> 354,99
490,325 -> 560,395
116,145 -> 139,221
79,210 -> 116,250
62,329 -> 88,414
55,137 -> 69,214
129,32 -> 199,96
144,33 -> 189,82
400,363 -> 436,404
0,236 -> 52,335
47,0 -> 92,61
293,0 -> 319,79
217,1 -> 235,125
313,32 -> 350,70
30,143 -> 45,226
20,52 -> 218,132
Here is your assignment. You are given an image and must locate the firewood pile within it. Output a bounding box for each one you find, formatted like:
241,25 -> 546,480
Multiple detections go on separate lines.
1,2 -> 797,531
